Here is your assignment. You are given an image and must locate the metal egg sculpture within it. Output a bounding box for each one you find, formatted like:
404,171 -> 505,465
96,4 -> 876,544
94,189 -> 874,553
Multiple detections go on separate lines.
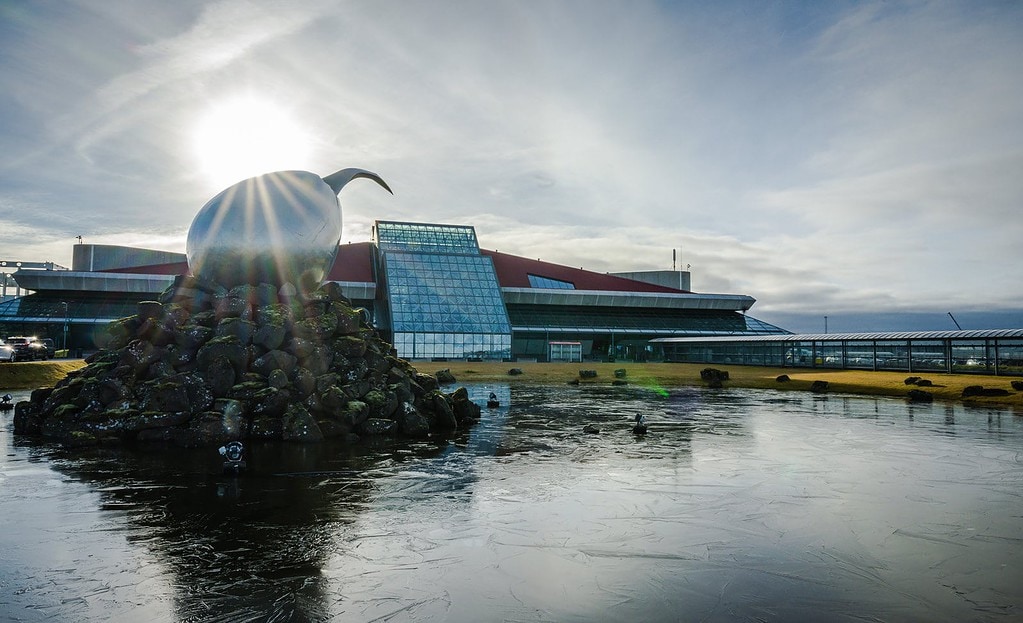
186,168 -> 391,289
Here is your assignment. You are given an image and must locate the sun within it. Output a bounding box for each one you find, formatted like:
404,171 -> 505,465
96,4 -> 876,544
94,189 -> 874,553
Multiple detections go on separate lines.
192,95 -> 312,190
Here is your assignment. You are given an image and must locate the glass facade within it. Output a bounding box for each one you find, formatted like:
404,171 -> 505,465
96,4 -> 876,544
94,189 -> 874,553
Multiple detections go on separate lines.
506,305 -> 786,334
376,222 -> 511,360
656,332 -> 1023,376
376,221 -> 479,254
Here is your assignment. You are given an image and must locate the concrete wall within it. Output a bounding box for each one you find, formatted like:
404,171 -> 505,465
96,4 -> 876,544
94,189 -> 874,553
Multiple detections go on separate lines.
72,244 -> 186,272
608,270 -> 691,291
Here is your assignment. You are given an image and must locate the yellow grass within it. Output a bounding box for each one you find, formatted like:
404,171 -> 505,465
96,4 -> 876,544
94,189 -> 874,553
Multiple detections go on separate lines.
412,361 -> 1023,410
0,360 -> 87,391
3,360 -> 1020,411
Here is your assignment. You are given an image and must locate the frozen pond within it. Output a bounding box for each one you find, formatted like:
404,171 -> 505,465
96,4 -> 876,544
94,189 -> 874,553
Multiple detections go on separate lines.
1,383 -> 1021,622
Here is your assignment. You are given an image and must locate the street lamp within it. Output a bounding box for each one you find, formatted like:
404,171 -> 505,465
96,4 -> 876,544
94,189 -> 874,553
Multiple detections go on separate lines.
61,301 -> 69,355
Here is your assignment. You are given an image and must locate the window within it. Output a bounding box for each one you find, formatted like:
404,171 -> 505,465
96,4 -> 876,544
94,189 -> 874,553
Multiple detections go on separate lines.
527,274 -> 575,290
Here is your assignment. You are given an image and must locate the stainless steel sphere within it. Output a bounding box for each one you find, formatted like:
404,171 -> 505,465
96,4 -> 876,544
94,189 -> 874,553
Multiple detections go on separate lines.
185,168 -> 391,289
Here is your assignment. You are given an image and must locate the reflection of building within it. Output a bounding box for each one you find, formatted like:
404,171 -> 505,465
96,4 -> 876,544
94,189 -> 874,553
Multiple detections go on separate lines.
0,221 -> 788,359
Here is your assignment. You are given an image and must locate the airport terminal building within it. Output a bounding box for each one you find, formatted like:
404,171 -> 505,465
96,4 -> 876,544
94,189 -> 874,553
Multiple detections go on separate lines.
0,221 -> 787,361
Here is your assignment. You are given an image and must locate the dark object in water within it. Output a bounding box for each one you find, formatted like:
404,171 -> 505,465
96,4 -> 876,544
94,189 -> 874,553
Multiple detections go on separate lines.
632,414 -> 647,435
583,424 -> 600,434
219,441 -> 246,474
0,394 -> 12,410
487,391 -> 500,408
907,389 -> 933,403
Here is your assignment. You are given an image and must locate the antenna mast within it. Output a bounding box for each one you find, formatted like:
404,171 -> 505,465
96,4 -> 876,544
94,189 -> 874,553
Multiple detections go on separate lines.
948,312 -> 962,331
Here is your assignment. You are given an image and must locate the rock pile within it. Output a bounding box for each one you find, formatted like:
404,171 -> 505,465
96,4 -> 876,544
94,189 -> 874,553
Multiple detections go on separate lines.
13,276 -> 480,447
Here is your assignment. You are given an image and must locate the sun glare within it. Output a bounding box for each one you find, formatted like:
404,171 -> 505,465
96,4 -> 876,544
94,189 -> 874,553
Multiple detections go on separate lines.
192,96 -> 312,190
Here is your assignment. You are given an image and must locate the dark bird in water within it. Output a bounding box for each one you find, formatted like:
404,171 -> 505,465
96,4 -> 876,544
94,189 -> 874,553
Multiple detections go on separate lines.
486,391 -> 500,408
632,414 -> 648,435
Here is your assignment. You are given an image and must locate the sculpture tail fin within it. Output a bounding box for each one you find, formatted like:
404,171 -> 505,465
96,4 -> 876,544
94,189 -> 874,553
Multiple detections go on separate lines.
322,168 -> 393,195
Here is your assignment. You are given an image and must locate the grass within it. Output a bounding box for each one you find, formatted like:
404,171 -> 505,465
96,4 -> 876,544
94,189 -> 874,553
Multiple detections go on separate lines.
412,361 -> 1023,410
0,360 -> 88,391
3,359 -> 1020,411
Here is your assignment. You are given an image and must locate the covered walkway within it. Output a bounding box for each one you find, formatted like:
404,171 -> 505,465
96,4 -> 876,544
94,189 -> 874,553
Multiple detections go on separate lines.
652,329 -> 1023,376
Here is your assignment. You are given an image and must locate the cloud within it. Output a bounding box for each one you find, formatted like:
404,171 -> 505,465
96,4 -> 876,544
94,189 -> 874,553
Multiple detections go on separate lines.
0,0 -> 1020,321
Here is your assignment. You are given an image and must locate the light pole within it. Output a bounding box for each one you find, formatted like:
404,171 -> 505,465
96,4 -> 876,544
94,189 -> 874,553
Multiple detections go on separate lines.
61,301 -> 69,355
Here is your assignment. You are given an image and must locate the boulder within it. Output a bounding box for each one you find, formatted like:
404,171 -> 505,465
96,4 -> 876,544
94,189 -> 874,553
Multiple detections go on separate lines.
281,404 -> 323,442
359,418 -> 398,436
962,385 -> 985,397
700,368 -> 729,382
252,350 -> 298,377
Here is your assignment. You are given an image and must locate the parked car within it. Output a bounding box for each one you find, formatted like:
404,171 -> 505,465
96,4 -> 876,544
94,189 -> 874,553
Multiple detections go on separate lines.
5,336 -> 48,361
0,341 -> 15,362
39,338 -> 56,359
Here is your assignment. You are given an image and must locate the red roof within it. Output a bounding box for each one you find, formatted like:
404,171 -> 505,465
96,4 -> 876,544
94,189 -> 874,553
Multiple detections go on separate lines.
327,242 -> 375,282
100,243 -> 684,293
101,242 -> 377,282
102,261 -> 188,275
480,249 -> 686,293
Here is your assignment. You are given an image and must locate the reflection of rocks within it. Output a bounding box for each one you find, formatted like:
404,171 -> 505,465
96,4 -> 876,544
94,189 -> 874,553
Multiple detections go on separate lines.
14,276 -> 480,447
907,389 -> 934,403
35,440 -> 440,622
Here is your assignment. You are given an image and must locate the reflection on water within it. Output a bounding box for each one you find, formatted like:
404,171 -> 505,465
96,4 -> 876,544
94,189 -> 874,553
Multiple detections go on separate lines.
2,384 -> 1022,622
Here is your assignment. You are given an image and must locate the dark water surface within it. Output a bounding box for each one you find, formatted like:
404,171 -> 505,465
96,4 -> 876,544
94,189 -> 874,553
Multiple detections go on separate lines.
1,383 -> 1021,622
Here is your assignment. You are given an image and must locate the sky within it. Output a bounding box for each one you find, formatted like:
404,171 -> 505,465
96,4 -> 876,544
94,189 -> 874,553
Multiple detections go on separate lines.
1,0 -> 1021,333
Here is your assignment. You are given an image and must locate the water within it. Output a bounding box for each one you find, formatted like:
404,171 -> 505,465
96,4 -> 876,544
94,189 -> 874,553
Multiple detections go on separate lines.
1,383 -> 1021,622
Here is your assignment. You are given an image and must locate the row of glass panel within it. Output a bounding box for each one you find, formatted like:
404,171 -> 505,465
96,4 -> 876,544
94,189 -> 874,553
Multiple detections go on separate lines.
660,339 -> 1023,376
392,331 -> 511,360
375,222 -> 479,255
505,305 -> 786,333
